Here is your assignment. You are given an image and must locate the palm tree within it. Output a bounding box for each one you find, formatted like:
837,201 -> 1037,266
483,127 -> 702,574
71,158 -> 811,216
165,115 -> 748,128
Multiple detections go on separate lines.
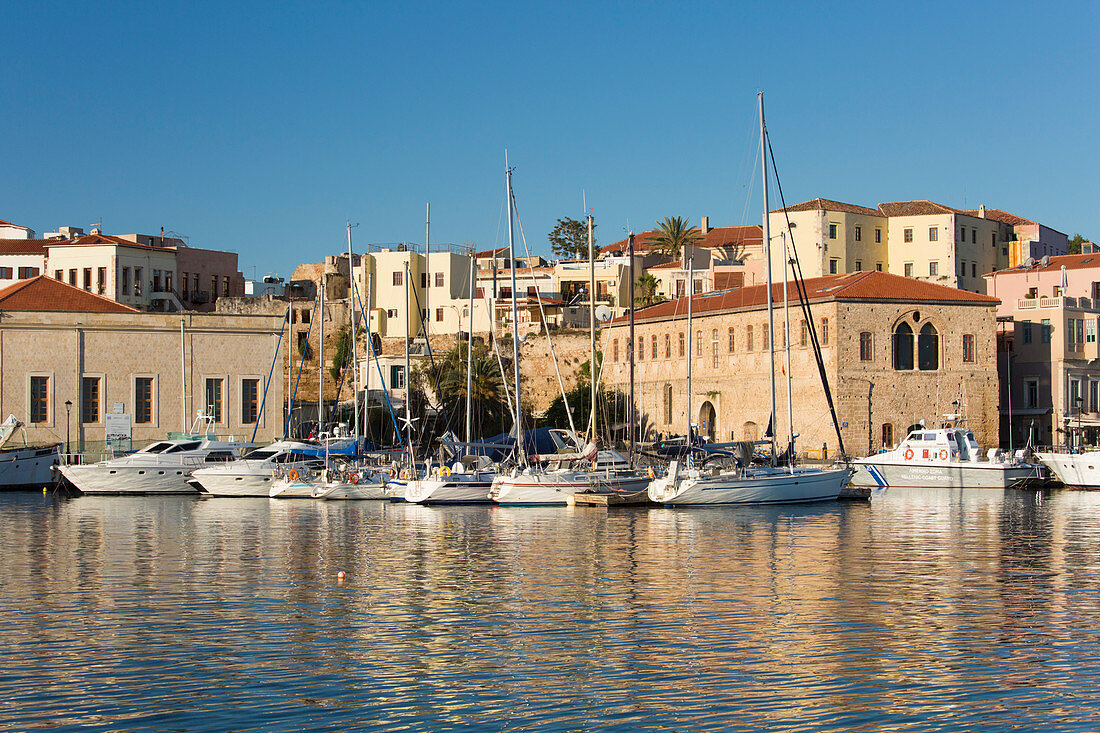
648,216 -> 702,259
634,272 -> 664,306
437,341 -> 510,439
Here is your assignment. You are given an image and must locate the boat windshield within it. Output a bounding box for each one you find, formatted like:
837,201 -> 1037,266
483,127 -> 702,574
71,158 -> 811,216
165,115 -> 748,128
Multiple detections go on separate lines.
139,442 -> 174,454
163,442 -> 202,454
245,449 -> 278,461
951,432 -> 970,460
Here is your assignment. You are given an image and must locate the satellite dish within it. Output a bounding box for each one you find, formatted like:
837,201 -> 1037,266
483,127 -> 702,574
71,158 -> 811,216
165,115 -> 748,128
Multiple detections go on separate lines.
1022,257 -> 1036,268
594,305 -> 613,322
1040,255 -> 1051,267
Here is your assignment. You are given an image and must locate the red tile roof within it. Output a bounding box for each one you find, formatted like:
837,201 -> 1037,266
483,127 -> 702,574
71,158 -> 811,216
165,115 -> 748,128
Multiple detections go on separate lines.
0,276 -> 138,313
602,225 -> 762,254
0,238 -> 53,255
877,200 -> 965,217
616,270 -> 997,324
47,233 -> 168,251
962,208 -> 1035,226
474,246 -> 507,258
769,198 -> 882,217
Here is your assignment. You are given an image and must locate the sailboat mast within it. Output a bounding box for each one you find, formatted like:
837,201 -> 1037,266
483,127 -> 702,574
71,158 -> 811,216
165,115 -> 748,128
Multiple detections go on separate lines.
686,253 -> 694,454
404,260 -> 414,467
424,202 -> 430,342
783,232 -> 794,468
759,91 -> 778,466
628,232 -> 636,467
506,159 -> 524,464
366,271 -> 373,444
319,275 -> 325,438
347,221 -> 359,447
287,302 -> 293,438
466,252 -> 475,445
588,213 -> 597,444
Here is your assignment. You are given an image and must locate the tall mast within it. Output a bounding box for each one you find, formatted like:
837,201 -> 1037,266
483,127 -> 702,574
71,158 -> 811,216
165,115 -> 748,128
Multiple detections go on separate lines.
686,253 -> 694,458
319,275 -> 325,440
347,221 -> 359,448
759,91 -> 778,465
366,271 -> 373,444
783,232 -> 794,469
286,302 -> 293,438
466,252 -> 475,445
506,157 -> 524,464
588,213 -> 597,445
424,202 -> 431,341
404,259 -> 414,467
627,232 -> 636,467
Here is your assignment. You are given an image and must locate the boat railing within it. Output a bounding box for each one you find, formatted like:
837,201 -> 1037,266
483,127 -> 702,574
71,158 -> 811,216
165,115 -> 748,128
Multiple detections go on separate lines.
60,451 -> 128,466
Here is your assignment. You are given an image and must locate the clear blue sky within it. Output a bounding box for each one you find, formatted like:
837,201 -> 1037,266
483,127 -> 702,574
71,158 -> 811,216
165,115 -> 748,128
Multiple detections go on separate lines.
3,1 -> 1097,278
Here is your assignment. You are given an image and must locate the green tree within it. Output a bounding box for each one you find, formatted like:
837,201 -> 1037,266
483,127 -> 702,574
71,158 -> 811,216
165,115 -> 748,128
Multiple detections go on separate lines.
634,272 -> 664,306
1069,233 -> 1089,255
433,340 -> 512,439
329,326 -> 352,382
648,216 -> 702,259
549,216 -> 595,260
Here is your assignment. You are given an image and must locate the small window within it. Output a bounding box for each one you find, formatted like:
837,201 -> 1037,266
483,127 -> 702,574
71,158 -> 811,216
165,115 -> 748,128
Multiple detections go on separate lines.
860,332 -> 872,361
135,377 -> 153,424
81,376 -> 100,423
875,228 -> 882,243
1041,319 -> 1052,344
821,318 -> 829,345
1087,319 -> 1097,344
637,337 -> 644,362
855,260 -> 862,271
800,320 -> 808,347
435,272 -> 444,287
205,378 -> 224,422
829,259 -> 839,274
962,334 -> 975,363
436,308 -> 444,322
728,327 -> 735,353
420,273 -> 427,289
393,271 -> 403,286
1026,379 -> 1039,409
387,308 -> 397,318
696,330 -> 703,357
929,261 -> 939,276
763,324 -> 769,350
1021,320 -> 1032,344
929,227 -> 938,242
612,339 -> 619,362
651,334 -> 657,360
97,267 -> 107,294
17,266 -> 38,279
972,229 -> 977,244
829,223 -> 838,239
971,263 -> 977,278
881,423 -> 894,449
960,226 -> 966,241
904,228 -> 913,243
390,365 -> 406,389
242,379 -> 259,424
678,332 -> 685,357
854,226 -> 861,242
30,376 -> 49,423
747,325 -> 754,351
223,276 -> 230,296
904,263 -> 914,277
0,267 -> 12,279
664,333 -> 671,358
876,263 -> 883,272
918,323 -> 939,371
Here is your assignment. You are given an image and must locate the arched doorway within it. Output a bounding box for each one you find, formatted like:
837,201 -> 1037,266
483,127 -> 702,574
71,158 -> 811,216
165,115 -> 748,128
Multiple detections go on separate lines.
742,421 -> 759,442
698,401 -> 717,441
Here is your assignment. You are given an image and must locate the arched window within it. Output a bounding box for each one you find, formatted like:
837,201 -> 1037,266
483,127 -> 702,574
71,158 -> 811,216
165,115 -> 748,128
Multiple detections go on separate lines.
918,323 -> 939,370
893,322 -> 914,370
881,423 -> 894,449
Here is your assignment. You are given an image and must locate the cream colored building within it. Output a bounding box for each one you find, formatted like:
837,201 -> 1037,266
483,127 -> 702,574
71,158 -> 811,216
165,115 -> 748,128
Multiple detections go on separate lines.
766,199 -> 889,278
0,276 -> 285,450
603,270 -> 1001,456
46,234 -> 179,310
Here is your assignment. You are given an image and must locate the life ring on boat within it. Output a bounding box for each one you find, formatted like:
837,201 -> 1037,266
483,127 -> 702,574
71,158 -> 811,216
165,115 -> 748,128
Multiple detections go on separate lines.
349,473 -> 360,484
440,466 -> 451,477
938,449 -> 948,461
400,468 -> 412,480
903,448 -> 914,461
387,467 -> 396,478
288,469 -> 300,481
647,467 -> 656,480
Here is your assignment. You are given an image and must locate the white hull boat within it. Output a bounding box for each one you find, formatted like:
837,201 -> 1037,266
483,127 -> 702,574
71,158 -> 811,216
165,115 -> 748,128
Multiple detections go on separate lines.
189,441 -> 325,497
1,444 -> 60,490
1034,451 -> 1100,488
648,461 -> 850,505
492,468 -> 649,506
851,427 -> 1043,491
405,470 -> 496,504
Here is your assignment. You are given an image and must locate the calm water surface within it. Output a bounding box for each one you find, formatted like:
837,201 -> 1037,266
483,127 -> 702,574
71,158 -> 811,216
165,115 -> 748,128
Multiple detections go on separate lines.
2,489 -> 1099,731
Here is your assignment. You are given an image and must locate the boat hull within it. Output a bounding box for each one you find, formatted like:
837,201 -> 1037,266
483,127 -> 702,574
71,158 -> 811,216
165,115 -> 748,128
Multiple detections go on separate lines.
404,474 -> 494,504
649,466 -> 850,505
493,471 -> 649,505
188,470 -> 275,497
60,463 -> 199,494
1035,452 -> 1100,488
311,482 -> 388,500
850,459 -> 1041,490
0,445 -> 58,490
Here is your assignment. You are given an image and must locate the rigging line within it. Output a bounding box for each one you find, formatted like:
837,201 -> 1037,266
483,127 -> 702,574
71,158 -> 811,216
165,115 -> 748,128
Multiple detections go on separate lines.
350,273 -> 403,446
475,274 -> 519,436
508,186 -> 581,439
251,307 -> 287,443
286,290 -> 319,438
407,280 -> 456,445
766,129 -> 847,460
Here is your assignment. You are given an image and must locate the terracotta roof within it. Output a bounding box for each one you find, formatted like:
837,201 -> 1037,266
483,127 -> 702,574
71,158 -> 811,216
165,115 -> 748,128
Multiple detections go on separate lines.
474,246 -> 507,258
0,238 -> 53,255
0,276 -> 138,313
990,252 -> 1100,277
648,260 -> 683,271
602,225 -> 762,254
769,198 -> 882,217
876,200 -> 965,217
615,270 -> 997,324
47,233 -> 168,251
0,219 -> 31,229
961,208 -> 1035,226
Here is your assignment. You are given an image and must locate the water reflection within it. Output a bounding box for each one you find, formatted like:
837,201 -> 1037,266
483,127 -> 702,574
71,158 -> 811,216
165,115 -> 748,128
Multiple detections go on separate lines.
0,490 -> 1098,731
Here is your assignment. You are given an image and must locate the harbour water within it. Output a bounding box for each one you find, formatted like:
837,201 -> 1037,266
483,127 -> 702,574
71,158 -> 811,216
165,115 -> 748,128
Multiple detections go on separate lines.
2,489 -> 1099,731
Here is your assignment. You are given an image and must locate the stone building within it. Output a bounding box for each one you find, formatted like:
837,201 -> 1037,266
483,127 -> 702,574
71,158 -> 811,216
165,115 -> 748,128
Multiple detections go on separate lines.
0,276 -> 285,450
602,270 -> 1001,457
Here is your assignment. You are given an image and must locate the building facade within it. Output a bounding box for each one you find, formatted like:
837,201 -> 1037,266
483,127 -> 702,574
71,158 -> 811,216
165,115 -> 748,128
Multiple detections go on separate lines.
602,271 -> 1001,456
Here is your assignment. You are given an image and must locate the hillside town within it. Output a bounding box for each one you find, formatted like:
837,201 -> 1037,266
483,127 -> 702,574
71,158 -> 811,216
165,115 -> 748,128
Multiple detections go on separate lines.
0,198 -> 1093,460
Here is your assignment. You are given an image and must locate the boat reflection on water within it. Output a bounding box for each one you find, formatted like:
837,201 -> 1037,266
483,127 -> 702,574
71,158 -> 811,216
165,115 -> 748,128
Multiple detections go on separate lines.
2,490 -> 1099,731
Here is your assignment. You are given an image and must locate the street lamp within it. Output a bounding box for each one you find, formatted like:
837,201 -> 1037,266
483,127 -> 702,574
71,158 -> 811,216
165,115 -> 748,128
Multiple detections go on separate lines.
64,400 -> 72,456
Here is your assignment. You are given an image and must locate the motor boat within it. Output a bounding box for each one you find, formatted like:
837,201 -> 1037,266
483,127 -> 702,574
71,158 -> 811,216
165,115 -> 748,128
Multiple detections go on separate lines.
188,440 -> 326,497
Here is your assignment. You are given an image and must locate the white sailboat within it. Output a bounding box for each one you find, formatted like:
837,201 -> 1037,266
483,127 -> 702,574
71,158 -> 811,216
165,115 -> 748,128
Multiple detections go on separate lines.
0,415 -> 59,490
491,169 -> 647,505
648,93 -> 850,506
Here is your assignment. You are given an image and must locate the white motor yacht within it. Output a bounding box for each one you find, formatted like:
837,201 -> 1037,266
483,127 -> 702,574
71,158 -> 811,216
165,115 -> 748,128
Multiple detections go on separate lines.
1034,450 -> 1100,488
851,427 -> 1043,490
188,440 -> 325,497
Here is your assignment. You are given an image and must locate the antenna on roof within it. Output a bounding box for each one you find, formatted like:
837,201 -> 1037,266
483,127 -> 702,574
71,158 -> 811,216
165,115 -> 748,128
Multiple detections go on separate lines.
1022,257 -> 1036,269
1040,255 -> 1051,267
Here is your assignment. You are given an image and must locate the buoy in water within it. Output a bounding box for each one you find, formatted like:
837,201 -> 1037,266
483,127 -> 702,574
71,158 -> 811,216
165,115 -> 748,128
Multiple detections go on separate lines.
337,571 -> 346,581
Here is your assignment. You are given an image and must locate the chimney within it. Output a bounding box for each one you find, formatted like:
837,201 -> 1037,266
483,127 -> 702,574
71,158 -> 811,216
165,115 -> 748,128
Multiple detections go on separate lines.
701,216 -> 710,234
978,205 -> 986,218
